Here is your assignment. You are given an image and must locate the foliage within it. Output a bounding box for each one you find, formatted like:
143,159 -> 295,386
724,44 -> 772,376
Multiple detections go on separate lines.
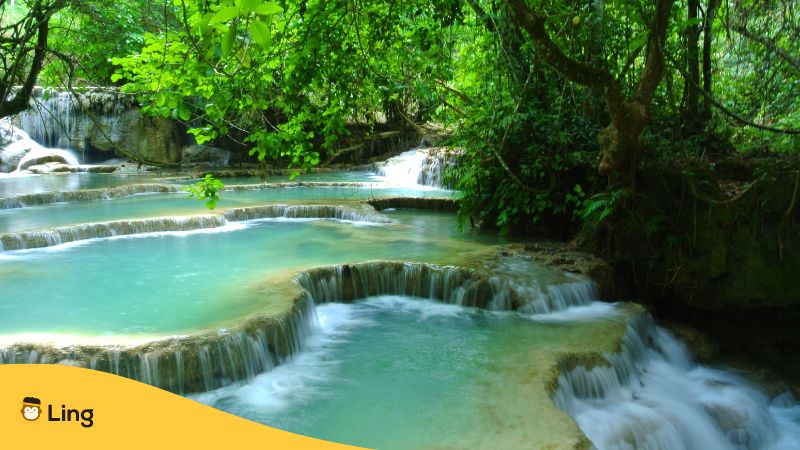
0,0 -> 66,118
7,0 -> 800,233
110,0 -> 471,173
183,174 -> 225,209
39,0 -> 157,85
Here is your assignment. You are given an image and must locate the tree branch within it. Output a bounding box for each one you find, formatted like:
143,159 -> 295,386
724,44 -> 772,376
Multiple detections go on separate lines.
504,0 -> 620,101
733,25 -> 800,73
668,55 -> 800,134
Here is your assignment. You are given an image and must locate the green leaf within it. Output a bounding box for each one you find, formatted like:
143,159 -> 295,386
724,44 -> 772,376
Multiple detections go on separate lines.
178,105 -> 191,121
241,0 -> 261,13
221,25 -> 236,57
249,19 -> 272,48
110,73 -> 123,83
209,6 -> 240,24
155,92 -> 166,106
255,2 -> 282,15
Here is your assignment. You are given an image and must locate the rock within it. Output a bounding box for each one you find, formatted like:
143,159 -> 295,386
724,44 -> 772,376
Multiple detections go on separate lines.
26,162 -> 72,174
89,111 -> 187,165
86,165 -> 118,173
0,141 -> 30,172
18,154 -> 70,170
182,144 -> 230,165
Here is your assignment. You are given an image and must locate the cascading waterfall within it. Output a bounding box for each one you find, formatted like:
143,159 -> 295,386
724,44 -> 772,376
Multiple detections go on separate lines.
0,260 -> 598,394
552,313 -> 800,449
0,293 -> 318,395
0,215 -> 230,251
375,148 -> 454,188
0,118 -> 80,173
0,203 -> 391,251
16,88 -> 134,157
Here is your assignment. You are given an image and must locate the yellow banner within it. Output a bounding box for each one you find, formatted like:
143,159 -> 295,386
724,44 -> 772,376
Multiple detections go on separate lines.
0,364 -> 363,449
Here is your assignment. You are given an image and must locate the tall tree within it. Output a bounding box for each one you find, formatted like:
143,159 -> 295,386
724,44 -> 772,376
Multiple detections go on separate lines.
504,0 -> 676,182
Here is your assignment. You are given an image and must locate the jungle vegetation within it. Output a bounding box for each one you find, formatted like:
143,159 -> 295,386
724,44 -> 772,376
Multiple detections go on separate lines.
2,0 -> 800,236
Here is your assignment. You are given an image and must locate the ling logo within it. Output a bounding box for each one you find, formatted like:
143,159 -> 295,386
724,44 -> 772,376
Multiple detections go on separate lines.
20,396 -> 94,428
21,397 -> 42,421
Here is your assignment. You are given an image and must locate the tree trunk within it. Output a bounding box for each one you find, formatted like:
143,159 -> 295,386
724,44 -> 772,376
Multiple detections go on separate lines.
684,0 -> 701,133
701,0 -> 721,121
505,0 -> 675,180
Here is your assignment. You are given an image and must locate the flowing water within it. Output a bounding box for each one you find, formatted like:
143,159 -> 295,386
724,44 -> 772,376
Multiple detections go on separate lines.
193,296 -> 627,449
1,121 -> 799,448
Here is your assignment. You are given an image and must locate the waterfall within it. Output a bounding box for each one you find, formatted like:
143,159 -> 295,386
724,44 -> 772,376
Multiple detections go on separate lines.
0,260 -> 598,394
0,183 -> 182,209
552,313 -> 800,449
221,204 -> 392,224
375,148 -> 455,188
0,293 -> 318,395
366,196 -> 459,212
16,87 -> 134,158
0,215 -> 229,251
295,260 -> 597,312
0,118 -> 81,173
0,204 -> 390,251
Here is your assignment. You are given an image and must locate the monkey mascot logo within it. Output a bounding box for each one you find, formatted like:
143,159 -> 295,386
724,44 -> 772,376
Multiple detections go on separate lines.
21,397 -> 42,421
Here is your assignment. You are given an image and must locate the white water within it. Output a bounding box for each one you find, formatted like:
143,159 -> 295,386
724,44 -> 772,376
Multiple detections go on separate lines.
0,118 -> 80,172
191,302 -> 368,411
376,149 -> 429,186
554,318 -> 800,450
375,148 -> 449,188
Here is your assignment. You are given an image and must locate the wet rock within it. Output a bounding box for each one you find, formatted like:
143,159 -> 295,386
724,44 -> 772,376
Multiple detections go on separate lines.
26,162 -> 72,174
86,165 -> 118,173
505,242 -> 616,299
18,153 -> 70,170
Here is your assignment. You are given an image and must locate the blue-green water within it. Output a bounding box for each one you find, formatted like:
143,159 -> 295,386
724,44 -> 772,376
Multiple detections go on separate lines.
194,296 -> 624,450
0,172 -> 159,197
0,185 -> 454,232
0,210 -> 503,336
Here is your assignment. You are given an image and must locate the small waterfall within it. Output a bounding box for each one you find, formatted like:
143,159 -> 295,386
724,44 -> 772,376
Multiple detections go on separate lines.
552,313 -> 800,449
0,215 -> 229,251
16,87 -> 134,157
0,293 -> 318,394
222,204 -> 392,223
0,204 -> 390,251
296,260 -> 598,313
0,118 -> 81,173
375,148 -> 456,188
223,181 -> 378,190
16,147 -> 80,169
366,196 -> 459,212
376,149 -> 429,186
0,260 -> 600,394
0,183 -> 182,209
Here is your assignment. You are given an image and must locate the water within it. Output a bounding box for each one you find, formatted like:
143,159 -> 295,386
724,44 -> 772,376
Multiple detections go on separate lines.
194,296 -> 627,449
0,211 -> 503,337
0,184 -> 454,232
0,157 -> 798,447
375,148 -> 452,188
0,172 -> 159,197
552,314 -> 800,450
0,118 -> 81,172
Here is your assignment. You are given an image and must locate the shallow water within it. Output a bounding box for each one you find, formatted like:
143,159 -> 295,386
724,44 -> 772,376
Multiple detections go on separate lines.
194,296 -> 626,450
0,172 -> 160,197
0,211 -> 504,337
0,185 -> 455,232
